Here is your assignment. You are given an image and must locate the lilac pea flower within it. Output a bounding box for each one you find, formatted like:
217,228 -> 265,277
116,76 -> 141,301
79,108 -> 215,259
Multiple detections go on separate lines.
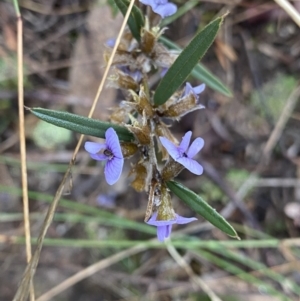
84,128 -> 124,185
183,82 -> 206,101
159,131 -> 204,175
147,212 -> 197,242
139,0 -> 177,19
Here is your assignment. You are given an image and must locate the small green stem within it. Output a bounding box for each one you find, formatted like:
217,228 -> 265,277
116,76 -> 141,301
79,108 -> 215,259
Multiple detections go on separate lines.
12,0 -> 21,17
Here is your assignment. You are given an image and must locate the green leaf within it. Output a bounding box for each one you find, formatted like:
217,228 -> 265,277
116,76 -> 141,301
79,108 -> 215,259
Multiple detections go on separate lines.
154,15 -> 226,105
29,108 -> 134,142
159,36 -> 232,97
166,180 -> 239,239
114,0 -> 144,42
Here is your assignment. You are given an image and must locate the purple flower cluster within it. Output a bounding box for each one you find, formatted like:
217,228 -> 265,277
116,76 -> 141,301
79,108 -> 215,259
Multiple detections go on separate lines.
139,0 -> 177,19
84,79 -> 205,242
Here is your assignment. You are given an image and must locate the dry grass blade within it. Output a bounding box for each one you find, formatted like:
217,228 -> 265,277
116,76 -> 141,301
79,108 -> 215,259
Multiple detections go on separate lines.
262,85 -> 300,161
14,2 -> 35,300
273,0 -> 300,27
36,244 -> 147,301
166,243 -> 223,301
12,0 -> 136,300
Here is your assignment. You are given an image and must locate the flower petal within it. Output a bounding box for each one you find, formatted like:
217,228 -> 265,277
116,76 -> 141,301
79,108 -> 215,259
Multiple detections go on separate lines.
179,131 -> 192,153
175,214 -> 197,224
90,153 -> 108,161
159,137 -> 181,161
186,137 -> 204,158
193,83 -> 205,95
139,0 -> 156,7
157,225 -> 168,242
166,224 -> 172,238
84,142 -> 106,154
147,212 -> 177,227
105,128 -> 123,159
183,82 -> 193,97
153,3 -> 177,18
177,157 -> 203,175
104,157 -> 124,185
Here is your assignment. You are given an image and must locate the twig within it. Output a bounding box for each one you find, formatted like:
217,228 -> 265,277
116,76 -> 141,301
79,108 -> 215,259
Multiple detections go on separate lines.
14,0 -> 35,300
12,1 -> 137,300
166,242 -> 223,301
262,85 -> 300,162
35,244 -> 147,301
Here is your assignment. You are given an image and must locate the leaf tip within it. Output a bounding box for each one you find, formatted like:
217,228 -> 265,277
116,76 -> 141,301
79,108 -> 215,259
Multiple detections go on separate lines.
230,233 -> 241,240
222,11 -> 230,19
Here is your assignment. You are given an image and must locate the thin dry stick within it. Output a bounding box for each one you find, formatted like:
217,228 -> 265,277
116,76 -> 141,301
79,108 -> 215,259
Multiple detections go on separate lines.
262,85 -> 300,161
15,2 -> 35,300
273,0 -> 300,27
36,244 -> 148,301
166,243 -> 223,301
12,1 -> 136,300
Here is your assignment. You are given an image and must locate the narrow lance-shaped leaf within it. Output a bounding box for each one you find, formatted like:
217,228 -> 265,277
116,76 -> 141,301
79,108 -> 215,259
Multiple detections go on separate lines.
29,107 -> 134,142
114,0 -> 144,42
167,180 -> 239,239
159,36 -> 232,97
154,14 -> 225,106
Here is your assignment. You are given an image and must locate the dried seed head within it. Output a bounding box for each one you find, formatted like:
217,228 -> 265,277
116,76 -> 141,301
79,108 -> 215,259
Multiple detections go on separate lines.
115,70 -> 139,90
156,185 -> 175,221
126,123 -> 151,145
161,157 -> 185,181
164,93 -> 204,118
130,163 -> 148,192
141,28 -> 156,54
109,107 -> 129,124
126,112 -> 151,145
120,142 -> 138,158
136,88 -> 154,117
153,43 -> 178,69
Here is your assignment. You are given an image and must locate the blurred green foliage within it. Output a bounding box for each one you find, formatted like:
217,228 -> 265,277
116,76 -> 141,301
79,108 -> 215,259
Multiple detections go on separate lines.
250,73 -> 297,120
32,120 -> 72,150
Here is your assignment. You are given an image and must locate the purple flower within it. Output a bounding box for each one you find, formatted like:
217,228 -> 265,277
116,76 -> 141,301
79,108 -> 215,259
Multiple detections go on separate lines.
139,0 -> 177,18
147,212 -> 197,242
159,131 -> 204,175
84,128 -> 124,185
183,82 -> 206,101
